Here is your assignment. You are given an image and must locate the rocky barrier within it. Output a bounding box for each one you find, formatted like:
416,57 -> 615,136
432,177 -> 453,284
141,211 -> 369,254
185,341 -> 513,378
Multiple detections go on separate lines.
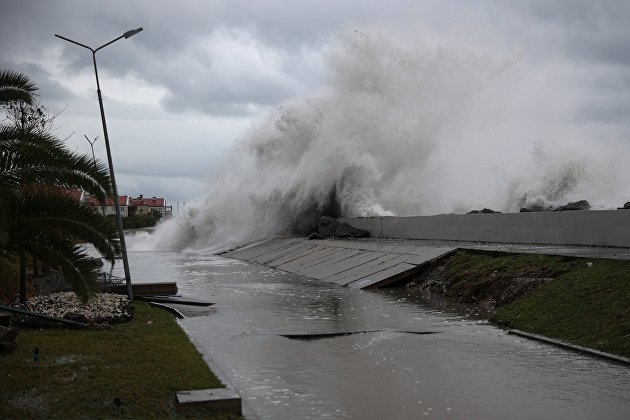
24,292 -> 133,325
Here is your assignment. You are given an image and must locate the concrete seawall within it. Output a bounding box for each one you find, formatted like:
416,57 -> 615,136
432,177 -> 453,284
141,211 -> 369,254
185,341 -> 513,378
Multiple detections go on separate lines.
344,210 -> 630,248
223,237 -> 455,289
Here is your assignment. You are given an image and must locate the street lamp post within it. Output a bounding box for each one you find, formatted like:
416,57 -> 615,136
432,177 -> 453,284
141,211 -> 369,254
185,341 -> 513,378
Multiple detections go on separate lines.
83,134 -> 98,168
84,134 -> 106,216
55,28 -> 143,300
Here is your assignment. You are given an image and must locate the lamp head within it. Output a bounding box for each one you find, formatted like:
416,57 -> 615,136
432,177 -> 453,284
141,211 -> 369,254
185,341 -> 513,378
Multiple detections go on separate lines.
124,28 -> 143,39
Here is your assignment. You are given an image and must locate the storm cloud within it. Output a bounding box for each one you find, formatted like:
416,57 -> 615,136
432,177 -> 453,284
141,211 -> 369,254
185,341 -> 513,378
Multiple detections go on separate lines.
1,0 -> 629,203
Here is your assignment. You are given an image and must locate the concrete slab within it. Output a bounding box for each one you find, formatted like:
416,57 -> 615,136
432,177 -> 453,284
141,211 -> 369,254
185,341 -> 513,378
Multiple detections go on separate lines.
298,249 -> 362,279
325,254 -> 408,286
254,241 -> 308,264
228,237 -> 296,260
268,244 -> 318,267
223,238 -> 279,259
280,247 -> 342,271
347,262 -> 419,289
276,246 -> 337,271
175,388 -> 241,414
313,251 -> 387,281
226,238 -> 457,289
399,247 -> 457,264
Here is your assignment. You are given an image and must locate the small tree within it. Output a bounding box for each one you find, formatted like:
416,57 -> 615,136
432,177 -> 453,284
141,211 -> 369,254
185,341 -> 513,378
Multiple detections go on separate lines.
2,99 -> 64,136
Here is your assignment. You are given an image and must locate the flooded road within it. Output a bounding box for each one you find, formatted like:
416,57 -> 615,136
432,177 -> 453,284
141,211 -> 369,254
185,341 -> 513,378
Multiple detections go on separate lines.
121,250 -> 630,419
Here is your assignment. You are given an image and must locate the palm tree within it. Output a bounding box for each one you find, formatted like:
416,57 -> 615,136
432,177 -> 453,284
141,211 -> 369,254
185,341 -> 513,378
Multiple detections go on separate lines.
0,70 -> 37,105
1,70 -> 120,302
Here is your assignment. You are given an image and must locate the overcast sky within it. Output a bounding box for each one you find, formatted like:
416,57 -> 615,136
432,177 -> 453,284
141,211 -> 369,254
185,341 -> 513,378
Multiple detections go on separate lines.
1,0 -> 629,206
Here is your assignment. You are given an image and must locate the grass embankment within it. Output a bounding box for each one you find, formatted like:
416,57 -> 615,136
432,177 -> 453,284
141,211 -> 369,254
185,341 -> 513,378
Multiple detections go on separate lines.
444,250 -> 630,358
1,301 -> 239,419
443,251 -> 573,304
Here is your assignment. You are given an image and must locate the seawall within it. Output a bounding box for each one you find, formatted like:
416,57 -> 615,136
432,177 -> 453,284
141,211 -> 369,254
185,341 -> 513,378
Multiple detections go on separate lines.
343,210 -> 630,248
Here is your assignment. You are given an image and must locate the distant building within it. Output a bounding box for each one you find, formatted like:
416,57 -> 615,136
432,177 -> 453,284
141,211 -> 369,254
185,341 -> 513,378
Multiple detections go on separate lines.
84,195 -> 129,217
58,187 -> 84,203
129,195 -> 172,217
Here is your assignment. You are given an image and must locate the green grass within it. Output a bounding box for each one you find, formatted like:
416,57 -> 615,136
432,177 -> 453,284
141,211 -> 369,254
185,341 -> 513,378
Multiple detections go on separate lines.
490,257 -> 630,357
444,250 -> 576,302
1,301 -> 240,418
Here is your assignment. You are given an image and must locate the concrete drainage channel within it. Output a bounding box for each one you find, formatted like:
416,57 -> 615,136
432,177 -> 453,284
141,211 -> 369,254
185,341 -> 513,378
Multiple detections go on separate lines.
507,330 -> 630,366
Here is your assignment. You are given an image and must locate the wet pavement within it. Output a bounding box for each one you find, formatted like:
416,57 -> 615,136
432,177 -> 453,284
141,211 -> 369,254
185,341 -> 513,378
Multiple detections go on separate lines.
119,249 -> 630,419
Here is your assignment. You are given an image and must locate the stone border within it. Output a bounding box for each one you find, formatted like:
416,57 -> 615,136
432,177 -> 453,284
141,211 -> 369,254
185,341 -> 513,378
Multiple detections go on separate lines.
507,329 -> 630,366
177,320 -> 259,419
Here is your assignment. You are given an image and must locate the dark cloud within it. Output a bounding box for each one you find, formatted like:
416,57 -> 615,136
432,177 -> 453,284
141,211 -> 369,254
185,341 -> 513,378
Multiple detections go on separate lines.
3,0 -> 630,202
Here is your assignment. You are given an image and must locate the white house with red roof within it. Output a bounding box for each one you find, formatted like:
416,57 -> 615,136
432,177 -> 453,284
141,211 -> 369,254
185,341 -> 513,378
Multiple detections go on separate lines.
58,187 -> 84,203
84,195 -> 129,217
129,195 -> 171,217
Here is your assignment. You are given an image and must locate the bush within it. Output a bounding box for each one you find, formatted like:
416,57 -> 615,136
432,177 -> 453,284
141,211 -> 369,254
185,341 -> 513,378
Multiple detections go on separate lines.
107,210 -> 163,229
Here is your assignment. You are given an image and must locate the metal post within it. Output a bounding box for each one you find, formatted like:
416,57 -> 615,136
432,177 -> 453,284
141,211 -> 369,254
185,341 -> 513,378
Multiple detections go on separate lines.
92,53 -> 134,300
55,29 -> 143,301
84,134 -> 98,167
84,135 -> 105,216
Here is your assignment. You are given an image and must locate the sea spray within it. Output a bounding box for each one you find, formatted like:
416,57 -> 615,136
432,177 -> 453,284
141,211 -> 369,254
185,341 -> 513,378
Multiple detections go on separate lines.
129,31 -> 630,251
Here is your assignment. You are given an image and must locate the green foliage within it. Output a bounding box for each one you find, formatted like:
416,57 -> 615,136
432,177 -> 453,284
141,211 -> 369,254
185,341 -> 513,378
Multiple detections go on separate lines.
0,302 -> 236,418
0,70 -> 118,302
0,69 -> 37,105
491,258 -> 630,357
438,250 -> 630,357
443,250 -> 574,303
117,209 -> 163,229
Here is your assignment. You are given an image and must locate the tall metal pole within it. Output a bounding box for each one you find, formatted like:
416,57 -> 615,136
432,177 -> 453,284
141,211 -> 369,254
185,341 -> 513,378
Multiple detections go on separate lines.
55,29 -> 143,300
84,134 -> 98,167
84,134 -> 105,216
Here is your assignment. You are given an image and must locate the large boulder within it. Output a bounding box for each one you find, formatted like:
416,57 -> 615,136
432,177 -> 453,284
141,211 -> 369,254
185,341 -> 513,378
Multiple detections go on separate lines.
467,208 -> 501,214
317,216 -> 369,238
618,202 -> 630,210
553,200 -> 590,211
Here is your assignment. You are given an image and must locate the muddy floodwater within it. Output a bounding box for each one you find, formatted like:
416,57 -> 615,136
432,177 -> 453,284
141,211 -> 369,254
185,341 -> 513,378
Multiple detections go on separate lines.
119,250 -> 630,419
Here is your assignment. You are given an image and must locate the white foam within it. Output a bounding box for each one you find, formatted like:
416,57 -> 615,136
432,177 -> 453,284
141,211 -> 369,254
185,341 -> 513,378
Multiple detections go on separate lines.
140,30 -> 630,250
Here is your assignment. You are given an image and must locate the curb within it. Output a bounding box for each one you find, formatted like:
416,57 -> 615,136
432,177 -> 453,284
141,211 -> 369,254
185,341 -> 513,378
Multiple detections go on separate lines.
507,329 -> 630,366
148,301 -> 184,319
177,320 -> 259,419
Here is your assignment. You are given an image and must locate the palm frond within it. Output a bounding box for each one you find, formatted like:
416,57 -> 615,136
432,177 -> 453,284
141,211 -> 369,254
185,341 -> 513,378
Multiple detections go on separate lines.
0,70 -> 37,105
8,191 -> 120,259
0,127 -> 112,200
15,236 -> 99,302
4,191 -> 120,259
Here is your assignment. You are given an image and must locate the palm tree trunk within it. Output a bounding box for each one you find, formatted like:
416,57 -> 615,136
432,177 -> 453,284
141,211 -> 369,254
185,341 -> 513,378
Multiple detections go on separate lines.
19,253 -> 26,303
32,256 -> 38,277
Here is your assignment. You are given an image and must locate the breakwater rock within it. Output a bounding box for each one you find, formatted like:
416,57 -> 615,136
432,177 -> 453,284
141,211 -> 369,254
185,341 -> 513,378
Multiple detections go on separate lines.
317,216 -> 369,238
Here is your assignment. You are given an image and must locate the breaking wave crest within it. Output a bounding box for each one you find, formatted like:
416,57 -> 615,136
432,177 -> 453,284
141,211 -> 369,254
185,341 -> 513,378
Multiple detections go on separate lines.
129,31 -> 630,251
